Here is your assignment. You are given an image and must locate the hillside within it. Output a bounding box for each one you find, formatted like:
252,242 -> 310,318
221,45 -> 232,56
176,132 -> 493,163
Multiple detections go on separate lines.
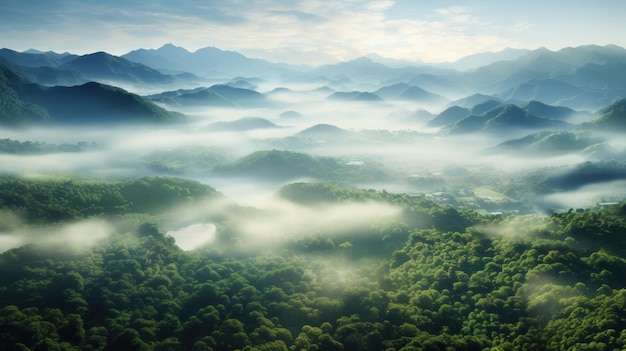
206,117 -> 281,131
588,98 -> 626,130
59,51 -> 176,85
488,131 -> 604,156
214,149 -> 388,183
147,85 -> 267,107
444,104 -> 567,134
327,91 -> 383,102
0,62 -> 183,125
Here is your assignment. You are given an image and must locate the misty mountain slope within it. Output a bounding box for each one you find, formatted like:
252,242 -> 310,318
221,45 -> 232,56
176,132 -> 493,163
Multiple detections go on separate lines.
374,83 -> 448,105
16,65 -> 87,86
540,161 -> 626,191
59,51 -> 177,85
147,84 -> 267,107
20,81 -> 185,124
447,93 -> 503,108
581,143 -> 626,162
295,124 -> 351,138
214,149 -> 338,181
146,87 -> 236,107
586,98 -> 626,130
0,62 -> 50,124
327,91 -> 383,102
0,139 -> 96,154
315,56 -> 397,82
444,104 -> 567,134
521,100 -> 581,121
487,131 -> 604,156
0,48 -> 76,68
460,45 -> 626,103
470,99 -> 502,115
205,117 -> 282,131
143,145 -> 231,174
496,78 -> 614,110
0,52 -> 87,86
214,149 -> 389,183
446,47 -> 531,71
428,106 -> 470,127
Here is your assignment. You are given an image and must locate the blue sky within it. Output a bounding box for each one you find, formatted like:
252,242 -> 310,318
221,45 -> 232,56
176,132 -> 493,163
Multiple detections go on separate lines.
1,0 -> 625,65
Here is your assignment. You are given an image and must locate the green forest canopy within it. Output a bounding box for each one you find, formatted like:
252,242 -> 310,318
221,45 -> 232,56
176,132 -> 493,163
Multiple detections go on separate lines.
1,176 -> 626,350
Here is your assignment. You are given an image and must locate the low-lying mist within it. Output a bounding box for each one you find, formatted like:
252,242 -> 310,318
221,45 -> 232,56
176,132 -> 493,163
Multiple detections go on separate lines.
2,77 -> 623,224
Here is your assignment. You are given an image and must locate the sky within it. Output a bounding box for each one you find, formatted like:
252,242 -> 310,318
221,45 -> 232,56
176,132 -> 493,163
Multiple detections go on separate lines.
1,0 -> 625,66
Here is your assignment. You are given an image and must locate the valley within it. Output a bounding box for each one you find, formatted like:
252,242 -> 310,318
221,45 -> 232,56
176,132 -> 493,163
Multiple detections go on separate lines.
1,42 -> 626,350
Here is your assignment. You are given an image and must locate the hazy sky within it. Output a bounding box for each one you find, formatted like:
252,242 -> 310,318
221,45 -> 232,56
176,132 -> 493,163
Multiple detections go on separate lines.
1,0 -> 625,65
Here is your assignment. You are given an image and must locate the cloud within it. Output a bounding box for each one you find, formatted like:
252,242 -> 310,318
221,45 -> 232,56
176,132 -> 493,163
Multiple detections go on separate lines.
0,0 -> 522,64
0,218 -> 114,252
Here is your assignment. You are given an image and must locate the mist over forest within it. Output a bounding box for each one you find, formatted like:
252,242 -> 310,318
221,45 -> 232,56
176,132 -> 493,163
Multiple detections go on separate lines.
2,42 -> 626,350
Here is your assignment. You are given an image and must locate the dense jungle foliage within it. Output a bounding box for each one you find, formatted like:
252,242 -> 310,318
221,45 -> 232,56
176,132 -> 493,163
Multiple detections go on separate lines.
1,176 -> 626,350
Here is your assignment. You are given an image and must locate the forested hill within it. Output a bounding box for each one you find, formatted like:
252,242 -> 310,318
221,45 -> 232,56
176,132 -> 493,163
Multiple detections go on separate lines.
0,62 -> 184,125
1,177 -> 626,350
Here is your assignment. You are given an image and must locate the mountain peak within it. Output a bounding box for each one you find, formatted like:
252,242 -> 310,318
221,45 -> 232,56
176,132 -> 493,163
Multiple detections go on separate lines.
157,43 -> 191,54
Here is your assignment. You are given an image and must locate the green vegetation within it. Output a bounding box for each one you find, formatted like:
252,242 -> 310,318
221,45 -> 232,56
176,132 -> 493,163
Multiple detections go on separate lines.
2,177 -> 626,350
214,150 -> 390,184
0,139 -> 97,154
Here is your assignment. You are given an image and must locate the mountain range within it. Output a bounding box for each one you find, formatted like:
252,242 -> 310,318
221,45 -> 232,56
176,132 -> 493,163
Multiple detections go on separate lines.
0,60 -> 183,125
0,48 -> 198,87
122,43 -> 300,78
146,84 -> 268,107
2,43 -> 626,128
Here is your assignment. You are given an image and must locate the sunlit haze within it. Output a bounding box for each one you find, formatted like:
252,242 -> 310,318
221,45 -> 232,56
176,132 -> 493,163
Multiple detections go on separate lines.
2,0 -> 626,65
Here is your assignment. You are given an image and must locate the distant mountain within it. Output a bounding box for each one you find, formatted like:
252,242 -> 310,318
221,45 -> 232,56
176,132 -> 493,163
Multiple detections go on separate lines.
445,48 -> 531,71
0,50 -> 86,86
587,98 -> 626,130
470,100 -> 502,115
146,84 -> 267,107
214,149 -> 340,181
496,78 -> 614,110
143,145 -> 230,174
214,149 -> 389,183
521,101 -> 580,121
365,53 -> 426,68
445,104 -> 567,134
432,100 -> 586,130
0,61 -> 183,125
206,117 -> 281,131
428,106 -> 470,127
488,131 -> 604,156
278,110 -> 303,119
0,48 -> 77,68
447,94 -> 502,108
327,91 -> 383,102
122,43 -> 298,78
59,52 -> 176,85
315,57 -> 398,83
146,87 -> 236,107
462,45 -> 626,109
373,83 -> 447,105
296,124 -> 350,138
